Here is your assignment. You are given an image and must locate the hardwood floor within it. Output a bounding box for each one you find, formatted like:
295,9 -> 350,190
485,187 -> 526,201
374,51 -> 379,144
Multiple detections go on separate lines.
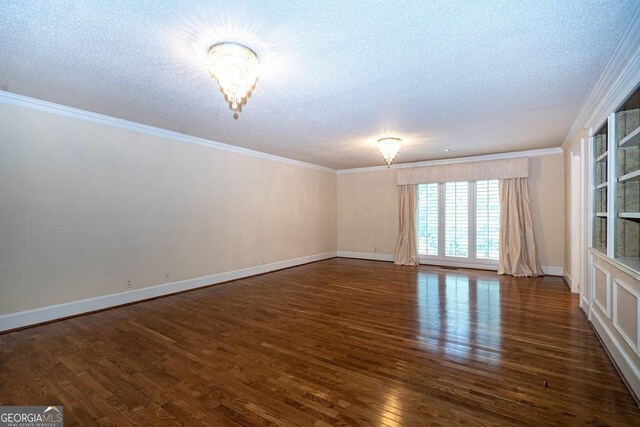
1,258 -> 638,426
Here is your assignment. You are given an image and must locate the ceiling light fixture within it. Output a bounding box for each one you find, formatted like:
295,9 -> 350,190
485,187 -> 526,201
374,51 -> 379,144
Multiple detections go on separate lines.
377,137 -> 402,167
208,42 -> 259,119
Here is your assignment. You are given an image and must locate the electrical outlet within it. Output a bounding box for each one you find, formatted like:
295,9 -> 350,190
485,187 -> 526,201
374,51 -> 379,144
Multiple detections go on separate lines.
125,280 -> 132,289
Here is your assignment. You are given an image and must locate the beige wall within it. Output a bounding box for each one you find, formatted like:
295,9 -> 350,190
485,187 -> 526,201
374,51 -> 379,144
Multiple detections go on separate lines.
0,97 -> 567,321
337,154 -> 565,269
528,154 -> 564,268
337,169 -> 398,255
0,103 -> 337,315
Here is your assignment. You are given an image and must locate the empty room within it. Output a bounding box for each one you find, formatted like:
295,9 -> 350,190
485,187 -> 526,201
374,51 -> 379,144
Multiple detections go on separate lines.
1,1 -> 640,425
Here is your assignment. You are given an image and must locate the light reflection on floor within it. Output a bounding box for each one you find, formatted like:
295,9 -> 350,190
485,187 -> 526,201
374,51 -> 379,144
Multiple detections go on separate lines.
378,387 -> 403,427
416,270 -> 501,361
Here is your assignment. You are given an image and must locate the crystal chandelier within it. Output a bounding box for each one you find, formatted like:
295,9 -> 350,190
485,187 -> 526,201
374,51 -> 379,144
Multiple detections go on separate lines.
377,137 -> 402,166
208,42 -> 259,119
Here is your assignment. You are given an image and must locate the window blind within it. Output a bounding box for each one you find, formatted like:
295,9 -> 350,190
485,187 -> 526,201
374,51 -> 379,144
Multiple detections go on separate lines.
417,183 -> 438,256
476,180 -> 500,260
445,182 -> 469,258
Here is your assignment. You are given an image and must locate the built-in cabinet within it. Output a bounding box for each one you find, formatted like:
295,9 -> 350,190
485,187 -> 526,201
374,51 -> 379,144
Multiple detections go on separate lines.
587,83 -> 640,400
615,88 -> 640,272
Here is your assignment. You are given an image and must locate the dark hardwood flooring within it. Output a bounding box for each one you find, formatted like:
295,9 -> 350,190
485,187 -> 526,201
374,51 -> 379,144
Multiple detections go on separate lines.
1,258 -> 638,425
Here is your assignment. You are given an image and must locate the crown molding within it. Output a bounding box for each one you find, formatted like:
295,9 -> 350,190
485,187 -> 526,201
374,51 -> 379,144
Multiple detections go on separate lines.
0,91 -> 566,175
337,147 -> 562,175
561,7 -> 640,150
0,91 -> 336,174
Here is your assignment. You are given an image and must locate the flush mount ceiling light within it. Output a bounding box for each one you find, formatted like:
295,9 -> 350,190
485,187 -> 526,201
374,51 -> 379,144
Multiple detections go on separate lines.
208,42 -> 259,119
377,137 -> 402,166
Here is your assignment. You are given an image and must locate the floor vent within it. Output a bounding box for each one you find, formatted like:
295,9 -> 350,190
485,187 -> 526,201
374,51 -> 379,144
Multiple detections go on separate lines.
439,266 -> 459,270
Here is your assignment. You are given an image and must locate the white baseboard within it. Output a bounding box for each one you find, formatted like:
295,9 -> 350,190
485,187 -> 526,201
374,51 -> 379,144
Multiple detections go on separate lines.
0,251 -> 337,332
563,269 -> 572,286
581,295 -> 590,315
542,266 -> 564,276
590,308 -> 640,400
337,251 -> 563,276
337,251 -> 394,262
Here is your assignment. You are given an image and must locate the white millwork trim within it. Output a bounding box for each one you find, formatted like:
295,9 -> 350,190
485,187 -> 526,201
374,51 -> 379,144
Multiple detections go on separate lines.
592,263 -> 612,319
581,295 -> 590,316
561,7 -> 640,149
0,91 -> 566,175
607,113 -> 617,259
0,251 -> 337,332
337,147 -> 562,174
336,251 -> 563,276
563,270 -> 572,288
336,251 -> 395,262
0,91 -> 336,174
580,138 -> 588,304
591,248 -> 640,282
590,307 -> 640,400
541,266 -> 564,276
612,278 -> 640,356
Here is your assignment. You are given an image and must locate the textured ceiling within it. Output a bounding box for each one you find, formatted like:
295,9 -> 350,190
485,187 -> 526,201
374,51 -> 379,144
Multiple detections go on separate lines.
0,1 -> 637,169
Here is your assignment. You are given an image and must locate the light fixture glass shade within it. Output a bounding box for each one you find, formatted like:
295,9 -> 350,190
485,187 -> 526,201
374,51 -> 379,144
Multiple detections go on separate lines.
208,42 -> 259,118
377,137 -> 402,166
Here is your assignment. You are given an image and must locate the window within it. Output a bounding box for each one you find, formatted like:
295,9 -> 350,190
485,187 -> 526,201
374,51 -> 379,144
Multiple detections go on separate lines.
476,180 -> 500,260
445,182 -> 469,257
417,183 -> 438,255
417,180 -> 500,265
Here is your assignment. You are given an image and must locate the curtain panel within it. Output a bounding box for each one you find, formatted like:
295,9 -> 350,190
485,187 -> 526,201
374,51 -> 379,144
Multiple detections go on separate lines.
394,184 -> 419,266
498,178 -> 542,277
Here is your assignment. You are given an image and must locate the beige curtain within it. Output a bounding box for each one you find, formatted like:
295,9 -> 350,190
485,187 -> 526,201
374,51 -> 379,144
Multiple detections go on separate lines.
498,178 -> 542,277
394,185 -> 419,266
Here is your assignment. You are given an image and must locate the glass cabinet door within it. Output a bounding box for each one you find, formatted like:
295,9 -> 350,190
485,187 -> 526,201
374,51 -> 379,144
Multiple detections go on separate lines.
593,122 -> 609,253
614,85 -> 640,271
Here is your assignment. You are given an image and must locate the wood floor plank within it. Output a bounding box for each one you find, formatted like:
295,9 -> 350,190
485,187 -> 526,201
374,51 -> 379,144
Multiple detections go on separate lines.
0,258 -> 638,425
